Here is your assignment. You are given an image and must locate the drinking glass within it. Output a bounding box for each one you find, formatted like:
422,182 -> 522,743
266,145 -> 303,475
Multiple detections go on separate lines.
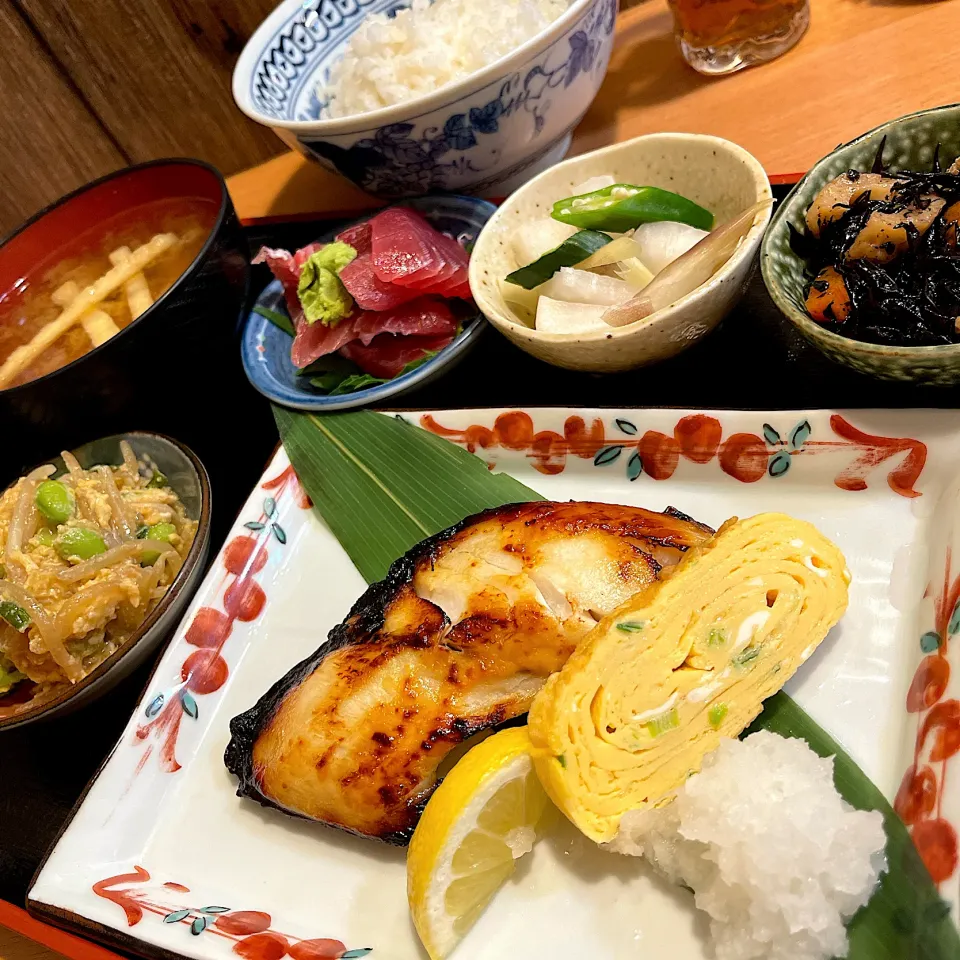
667,0 -> 810,75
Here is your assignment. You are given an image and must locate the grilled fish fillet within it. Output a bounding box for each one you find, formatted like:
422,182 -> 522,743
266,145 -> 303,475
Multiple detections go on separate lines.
224,501 -> 712,843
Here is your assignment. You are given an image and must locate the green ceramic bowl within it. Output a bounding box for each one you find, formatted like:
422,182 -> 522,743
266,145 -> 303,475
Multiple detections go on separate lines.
761,103 -> 960,385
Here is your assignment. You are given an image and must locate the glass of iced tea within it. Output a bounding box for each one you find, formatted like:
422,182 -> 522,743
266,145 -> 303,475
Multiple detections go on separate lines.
667,0 -> 810,75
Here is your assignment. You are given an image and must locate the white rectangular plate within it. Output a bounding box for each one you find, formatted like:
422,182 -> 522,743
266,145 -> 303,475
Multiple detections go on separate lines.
29,408 -> 960,960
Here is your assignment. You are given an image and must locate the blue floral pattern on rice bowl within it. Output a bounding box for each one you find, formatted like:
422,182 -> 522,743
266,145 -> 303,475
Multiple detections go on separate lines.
236,0 -> 617,197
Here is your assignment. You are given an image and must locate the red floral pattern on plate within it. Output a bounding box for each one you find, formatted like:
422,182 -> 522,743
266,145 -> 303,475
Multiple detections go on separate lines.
93,867 -> 369,958
132,464 -> 310,774
895,549 -> 960,885
420,411 -> 927,497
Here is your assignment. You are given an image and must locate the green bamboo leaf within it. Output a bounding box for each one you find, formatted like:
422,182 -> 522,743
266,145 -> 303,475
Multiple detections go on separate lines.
744,693 -> 960,959
276,407 -> 959,958
273,408 -> 542,583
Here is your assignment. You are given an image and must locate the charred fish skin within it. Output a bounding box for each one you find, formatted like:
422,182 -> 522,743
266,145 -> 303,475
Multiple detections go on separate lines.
224,501 -> 713,844
224,522 -> 451,844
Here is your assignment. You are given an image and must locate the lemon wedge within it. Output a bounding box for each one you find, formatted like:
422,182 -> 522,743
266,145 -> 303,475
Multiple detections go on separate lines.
407,727 -> 550,959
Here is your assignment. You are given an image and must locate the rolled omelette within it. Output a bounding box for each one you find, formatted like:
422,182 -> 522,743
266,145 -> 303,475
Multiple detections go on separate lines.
527,512 -> 849,843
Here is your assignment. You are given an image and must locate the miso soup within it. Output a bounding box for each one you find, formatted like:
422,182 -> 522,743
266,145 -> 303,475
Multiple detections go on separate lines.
0,197 -> 217,390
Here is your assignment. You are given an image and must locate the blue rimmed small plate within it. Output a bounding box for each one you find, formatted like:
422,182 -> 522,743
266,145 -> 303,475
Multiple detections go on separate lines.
241,195 -> 495,411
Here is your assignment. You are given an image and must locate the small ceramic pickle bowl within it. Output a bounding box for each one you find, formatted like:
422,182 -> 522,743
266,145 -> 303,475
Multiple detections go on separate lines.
0,432 -> 211,731
469,132 -> 772,373
762,103 -> 960,385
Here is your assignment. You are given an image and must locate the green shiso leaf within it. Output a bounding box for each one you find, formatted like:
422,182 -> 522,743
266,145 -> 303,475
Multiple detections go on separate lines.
252,304 -> 295,337
744,693 -> 960,959
276,408 -> 960,959
297,351 -> 441,396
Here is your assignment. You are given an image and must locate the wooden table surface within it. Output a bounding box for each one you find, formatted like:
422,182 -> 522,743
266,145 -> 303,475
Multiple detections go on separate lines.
0,927 -> 65,960
4,1 -> 959,959
0,904 -> 118,960
226,0 -> 960,223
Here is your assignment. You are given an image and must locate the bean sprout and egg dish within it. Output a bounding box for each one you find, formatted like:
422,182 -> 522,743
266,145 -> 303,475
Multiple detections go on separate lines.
0,442 -> 196,715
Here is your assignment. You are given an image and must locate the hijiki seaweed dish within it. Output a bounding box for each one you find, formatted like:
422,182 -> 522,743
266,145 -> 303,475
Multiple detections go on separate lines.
796,138 -> 960,346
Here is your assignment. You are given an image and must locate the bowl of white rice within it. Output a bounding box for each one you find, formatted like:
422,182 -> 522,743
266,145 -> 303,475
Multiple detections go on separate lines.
233,0 -> 618,198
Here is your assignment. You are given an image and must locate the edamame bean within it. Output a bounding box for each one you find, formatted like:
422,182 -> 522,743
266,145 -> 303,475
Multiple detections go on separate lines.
34,528 -> 55,547
147,470 -> 168,489
56,527 -> 107,561
141,522 -> 177,565
35,480 -> 75,524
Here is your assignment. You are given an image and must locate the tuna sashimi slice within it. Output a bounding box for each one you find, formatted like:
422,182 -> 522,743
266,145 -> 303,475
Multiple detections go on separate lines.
340,252 -> 423,311
370,207 -> 439,284
253,243 -> 323,319
410,258 -> 460,296
393,229 -> 469,292
292,297 -> 457,368
291,312 -> 361,368
341,331 -> 456,379
445,280 -> 473,301
336,221 -> 372,256
370,207 -> 469,294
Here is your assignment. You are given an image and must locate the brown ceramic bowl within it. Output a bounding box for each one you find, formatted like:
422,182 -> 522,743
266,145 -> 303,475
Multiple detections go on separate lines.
0,432 -> 211,731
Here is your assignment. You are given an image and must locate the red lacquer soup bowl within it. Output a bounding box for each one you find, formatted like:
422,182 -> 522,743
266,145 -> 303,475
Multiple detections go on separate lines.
0,159 -> 250,478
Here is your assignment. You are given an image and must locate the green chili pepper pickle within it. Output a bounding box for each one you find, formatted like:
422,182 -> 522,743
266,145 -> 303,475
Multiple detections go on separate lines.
551,184 -> 714,233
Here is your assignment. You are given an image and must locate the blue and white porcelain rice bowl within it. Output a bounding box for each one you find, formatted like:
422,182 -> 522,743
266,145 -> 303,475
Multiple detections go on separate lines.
233,0 -> 618,198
